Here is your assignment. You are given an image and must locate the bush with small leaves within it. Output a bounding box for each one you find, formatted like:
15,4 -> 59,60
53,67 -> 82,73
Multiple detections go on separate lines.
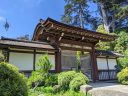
0,51 -> 4,62
117,67 -> 128,85
45,73 -> 58,86
53,85 -> 61,93
28,54 -> 53,88
0,62 -> 28,96
58,71 -> 76,90
69,72 -> 89,91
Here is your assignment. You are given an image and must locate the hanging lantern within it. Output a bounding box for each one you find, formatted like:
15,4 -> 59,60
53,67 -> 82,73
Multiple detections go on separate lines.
4,19 -> 9,31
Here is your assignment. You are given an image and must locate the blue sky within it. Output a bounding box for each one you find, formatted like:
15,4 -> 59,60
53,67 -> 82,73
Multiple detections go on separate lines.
0,0 -> 65,39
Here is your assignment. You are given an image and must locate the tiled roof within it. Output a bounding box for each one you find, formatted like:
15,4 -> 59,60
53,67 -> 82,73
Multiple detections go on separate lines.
0,37 -> 55,50
96,50 -> 123,57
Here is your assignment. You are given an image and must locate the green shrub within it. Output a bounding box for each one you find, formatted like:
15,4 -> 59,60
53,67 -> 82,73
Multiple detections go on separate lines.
63,90 -> 86,96
45,73 -> 58,86
69,72 -> 89,91
58,71 -> 76,90
53,85 -> 62,93
0,62 -> 28,96
0,51 -> 4,62
28,54 -> 53,88
36,86 -> 53,93
117,67 -> 128,85
28,71 -> 45,88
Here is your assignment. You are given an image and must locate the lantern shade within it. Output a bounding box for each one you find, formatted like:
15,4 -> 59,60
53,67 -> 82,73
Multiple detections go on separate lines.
4,19 -> 9,31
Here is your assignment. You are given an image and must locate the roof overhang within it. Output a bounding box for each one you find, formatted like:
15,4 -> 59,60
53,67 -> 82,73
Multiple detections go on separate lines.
32,18 -> 118,51
0,37 -> 55,51
33,18 -> 117,42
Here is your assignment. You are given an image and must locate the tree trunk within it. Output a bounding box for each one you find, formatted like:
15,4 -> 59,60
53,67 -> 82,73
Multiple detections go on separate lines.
99,3 -> 115,33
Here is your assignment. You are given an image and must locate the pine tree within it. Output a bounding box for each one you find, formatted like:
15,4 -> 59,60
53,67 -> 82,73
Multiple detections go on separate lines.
62,0 -> 100,29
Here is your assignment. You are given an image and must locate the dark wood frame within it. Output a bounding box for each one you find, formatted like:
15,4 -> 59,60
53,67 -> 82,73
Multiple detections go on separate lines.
96,56 -> 117,81
31,18 -> 117,82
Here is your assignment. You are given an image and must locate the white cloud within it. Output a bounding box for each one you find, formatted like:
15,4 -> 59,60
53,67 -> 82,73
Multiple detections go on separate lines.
0,16 -> 5,22
22,0 -> 45,6
36,0 -> 44,5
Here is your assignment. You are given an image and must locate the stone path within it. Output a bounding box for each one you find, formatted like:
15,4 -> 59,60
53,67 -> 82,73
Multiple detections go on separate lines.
88,82 -> 128,96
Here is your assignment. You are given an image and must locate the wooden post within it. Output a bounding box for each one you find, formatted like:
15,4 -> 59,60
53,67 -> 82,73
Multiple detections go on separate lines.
91,45 -> 98,82
106,56 -> 110,80
55,48 -> 61,72
33,49 -> 36,71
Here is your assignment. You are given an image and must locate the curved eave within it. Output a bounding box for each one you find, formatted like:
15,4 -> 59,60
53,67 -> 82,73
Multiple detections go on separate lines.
43,18 -> 117,41
32,22 -> 42,41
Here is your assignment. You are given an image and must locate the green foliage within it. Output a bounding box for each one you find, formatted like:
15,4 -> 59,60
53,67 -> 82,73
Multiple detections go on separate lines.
116,6 -> 128,20
45,73 -> 58,86
69,72 -> 89,91
27,71 -> 44,88
0,62 -> 28,96
94,0 -> 128,30
76,51 -> 82,71
28,54 -> 53,88
118,50 -> 128,68
36,54 -> 53,73
29,86 -> 90,96
62,90 -> 86,96
53,85 -> 62,93
114,32 -> 128,53
96,25 -> 108,34
58,71 -> 89,91
36,86 -> 54,93
62,0 -> 100,29
96,25 -> 116,50
58,71 -> 76,90
0,50 -> 5,62
117,67 -> 128,85
114,28 -> 128,69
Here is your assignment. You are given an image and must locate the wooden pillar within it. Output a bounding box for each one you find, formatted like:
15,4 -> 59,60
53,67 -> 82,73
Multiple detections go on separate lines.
91,45 -> 98,82
106,56 -> 110,80
55,48 -> 61,72
33,49 -> 36,71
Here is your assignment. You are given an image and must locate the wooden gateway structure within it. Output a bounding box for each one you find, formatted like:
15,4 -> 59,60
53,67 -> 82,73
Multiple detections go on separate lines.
0,18 -> 120,82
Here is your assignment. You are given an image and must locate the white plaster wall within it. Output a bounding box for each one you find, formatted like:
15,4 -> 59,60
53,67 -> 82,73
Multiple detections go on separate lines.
35,54 -> 55,70
108,59 -> 117,69
97,58 -> 108,70
9,52 -> 33,70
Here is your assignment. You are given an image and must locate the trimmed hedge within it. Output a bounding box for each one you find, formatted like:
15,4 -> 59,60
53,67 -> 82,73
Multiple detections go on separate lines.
0,62 -> 28,96
58,71 -> 89,91
69,72 -> 89,91
117,67 -> 128,85
58,71 -> 76,90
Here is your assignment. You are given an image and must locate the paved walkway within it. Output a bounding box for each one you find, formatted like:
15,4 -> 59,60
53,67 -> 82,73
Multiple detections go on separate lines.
88,81 -> 128,96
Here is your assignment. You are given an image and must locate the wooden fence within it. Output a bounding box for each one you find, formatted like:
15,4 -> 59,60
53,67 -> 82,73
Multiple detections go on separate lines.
98,70 -> 117,81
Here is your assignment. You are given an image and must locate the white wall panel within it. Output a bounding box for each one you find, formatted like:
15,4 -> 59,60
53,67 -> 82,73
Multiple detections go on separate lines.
97,58 -> 108,70
108,59 -> 117,69
35,54 -> 55,70
9,52 -> 33,70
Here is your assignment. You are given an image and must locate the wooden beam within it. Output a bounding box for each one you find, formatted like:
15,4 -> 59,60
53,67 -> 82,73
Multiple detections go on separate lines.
8,50 -> 55,55
60,46 -> 91,52
43,22 -> 116,41
60,39 -> 93,47
0,44 -> 56,52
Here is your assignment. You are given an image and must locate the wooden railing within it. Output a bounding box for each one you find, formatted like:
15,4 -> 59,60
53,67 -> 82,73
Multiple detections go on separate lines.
98,70 -> 117,81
